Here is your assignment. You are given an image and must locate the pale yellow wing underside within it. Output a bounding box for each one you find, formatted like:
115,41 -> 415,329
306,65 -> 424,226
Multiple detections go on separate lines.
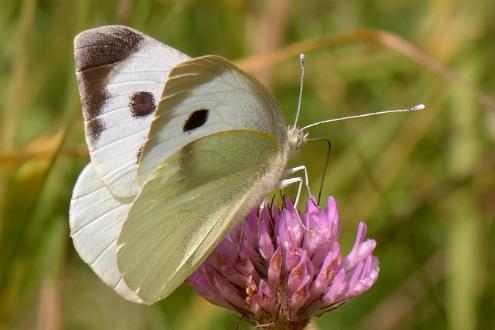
117,130 -> 282,303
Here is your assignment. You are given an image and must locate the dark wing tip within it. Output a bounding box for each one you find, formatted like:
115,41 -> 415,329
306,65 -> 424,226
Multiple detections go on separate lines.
74,25 -> 145,72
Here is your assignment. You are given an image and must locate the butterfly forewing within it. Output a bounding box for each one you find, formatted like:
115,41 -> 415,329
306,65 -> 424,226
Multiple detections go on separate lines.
74,25 -> 190,197
138,55 -> 288,185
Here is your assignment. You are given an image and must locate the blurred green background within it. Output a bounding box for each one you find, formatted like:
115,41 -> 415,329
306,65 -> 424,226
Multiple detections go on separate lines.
1,0 -> 494,329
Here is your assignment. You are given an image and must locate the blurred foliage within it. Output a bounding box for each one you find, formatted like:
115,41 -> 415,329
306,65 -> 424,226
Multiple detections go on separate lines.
1,0 -> 494,329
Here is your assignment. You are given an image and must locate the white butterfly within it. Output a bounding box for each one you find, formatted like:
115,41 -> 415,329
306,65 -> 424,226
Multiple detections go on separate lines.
69,25 -> 423,304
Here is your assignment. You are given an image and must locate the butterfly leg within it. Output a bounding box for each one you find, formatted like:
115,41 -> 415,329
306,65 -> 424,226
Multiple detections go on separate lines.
279,176 -> 315,233
279,177 -> 303,207
283,165 -> 312,198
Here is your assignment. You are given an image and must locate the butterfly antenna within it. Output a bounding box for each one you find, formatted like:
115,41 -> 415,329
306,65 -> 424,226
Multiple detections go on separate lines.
301,104 -> 426,131
293,53 -> 305,128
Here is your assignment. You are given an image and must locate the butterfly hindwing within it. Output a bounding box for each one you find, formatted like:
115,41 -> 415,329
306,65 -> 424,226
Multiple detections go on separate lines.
117,131 -> 284,303
69,164 -> 142,303
75,25 -> 190,197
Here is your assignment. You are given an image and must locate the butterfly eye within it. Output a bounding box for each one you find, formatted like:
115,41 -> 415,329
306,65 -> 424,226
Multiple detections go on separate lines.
183,109 -> 209,132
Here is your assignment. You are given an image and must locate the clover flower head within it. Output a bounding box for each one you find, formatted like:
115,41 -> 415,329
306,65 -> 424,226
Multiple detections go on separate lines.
188,196 -> 379,329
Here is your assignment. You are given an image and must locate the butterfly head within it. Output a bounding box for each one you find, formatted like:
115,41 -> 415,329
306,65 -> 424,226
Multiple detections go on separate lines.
287,126 -> 308,152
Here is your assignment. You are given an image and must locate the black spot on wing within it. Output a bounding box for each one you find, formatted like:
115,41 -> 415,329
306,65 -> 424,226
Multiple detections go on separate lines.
130,91 -> 155,117
75,26 -> 145,144
183,109 -> 209,132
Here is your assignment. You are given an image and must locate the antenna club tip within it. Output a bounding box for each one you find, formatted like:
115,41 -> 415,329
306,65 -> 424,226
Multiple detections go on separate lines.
299,53 -> 305,63
412,104 -> 426,111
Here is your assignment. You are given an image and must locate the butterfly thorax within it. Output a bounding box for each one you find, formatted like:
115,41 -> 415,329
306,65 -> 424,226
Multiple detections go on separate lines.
287,126 -> 308,155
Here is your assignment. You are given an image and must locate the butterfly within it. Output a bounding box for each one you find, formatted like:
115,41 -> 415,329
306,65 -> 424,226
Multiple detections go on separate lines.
69,25 -> 423,304
69,25 -> 312,304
